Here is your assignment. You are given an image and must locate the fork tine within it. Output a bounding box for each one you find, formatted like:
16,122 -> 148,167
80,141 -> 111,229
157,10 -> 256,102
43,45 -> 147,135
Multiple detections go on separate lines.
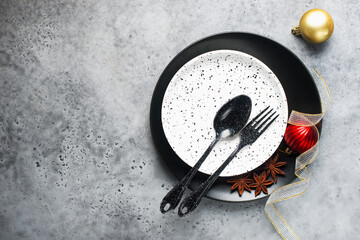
259,114 -> 279,135
252,108 -> 273,128
248,106 -> 270,126
256,111 -> 276,130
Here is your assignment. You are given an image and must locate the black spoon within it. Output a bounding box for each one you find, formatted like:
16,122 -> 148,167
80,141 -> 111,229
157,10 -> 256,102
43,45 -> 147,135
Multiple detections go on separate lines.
160,95 -> 252,213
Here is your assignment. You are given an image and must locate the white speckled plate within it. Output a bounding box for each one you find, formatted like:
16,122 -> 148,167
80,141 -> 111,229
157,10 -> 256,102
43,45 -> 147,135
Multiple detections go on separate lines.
161,50 -> 288,177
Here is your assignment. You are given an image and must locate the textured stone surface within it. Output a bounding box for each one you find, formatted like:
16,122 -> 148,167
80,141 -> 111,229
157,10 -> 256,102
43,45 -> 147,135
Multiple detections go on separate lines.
0,0 -> 359,239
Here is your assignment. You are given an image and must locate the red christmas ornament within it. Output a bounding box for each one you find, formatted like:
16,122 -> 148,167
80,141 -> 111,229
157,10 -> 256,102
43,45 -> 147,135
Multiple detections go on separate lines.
284,124 -> 319,153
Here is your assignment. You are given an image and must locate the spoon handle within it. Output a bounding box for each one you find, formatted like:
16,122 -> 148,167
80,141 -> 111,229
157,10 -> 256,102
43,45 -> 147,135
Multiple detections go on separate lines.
160,134 -> 221,213
178,142 -> 246,217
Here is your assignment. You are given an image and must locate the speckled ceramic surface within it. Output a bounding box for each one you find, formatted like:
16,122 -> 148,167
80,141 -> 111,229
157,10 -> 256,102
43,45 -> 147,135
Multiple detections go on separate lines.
162,50 -> 288,176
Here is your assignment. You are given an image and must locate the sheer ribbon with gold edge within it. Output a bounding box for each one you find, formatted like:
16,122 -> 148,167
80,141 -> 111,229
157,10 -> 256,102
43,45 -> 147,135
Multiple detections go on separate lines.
264,69 -> 331,240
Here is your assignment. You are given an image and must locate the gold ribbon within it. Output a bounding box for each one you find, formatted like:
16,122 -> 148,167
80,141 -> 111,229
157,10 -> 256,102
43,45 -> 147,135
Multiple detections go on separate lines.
265,69 -> 331,239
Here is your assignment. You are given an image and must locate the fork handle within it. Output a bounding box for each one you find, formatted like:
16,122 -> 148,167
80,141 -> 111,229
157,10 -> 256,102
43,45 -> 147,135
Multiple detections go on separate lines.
178,141 -> 247,217
160,135 -> 221,213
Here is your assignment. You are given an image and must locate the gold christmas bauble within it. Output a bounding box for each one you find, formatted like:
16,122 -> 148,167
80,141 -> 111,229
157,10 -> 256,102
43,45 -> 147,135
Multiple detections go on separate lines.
292,9 -> 334,43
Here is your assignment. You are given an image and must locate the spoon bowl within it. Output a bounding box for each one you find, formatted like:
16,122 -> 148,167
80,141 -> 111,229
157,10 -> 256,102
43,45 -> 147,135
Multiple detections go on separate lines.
214,95 -> 252,138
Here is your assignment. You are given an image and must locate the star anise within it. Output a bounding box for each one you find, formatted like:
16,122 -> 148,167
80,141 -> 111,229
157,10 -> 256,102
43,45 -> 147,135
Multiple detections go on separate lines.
263,153 -> 287,183
249,172 -> 273,197
227,173 -> 254,196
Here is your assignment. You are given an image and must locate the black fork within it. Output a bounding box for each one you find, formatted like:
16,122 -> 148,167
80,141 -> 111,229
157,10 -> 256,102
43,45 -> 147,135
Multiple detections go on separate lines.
178,107 -> 279,217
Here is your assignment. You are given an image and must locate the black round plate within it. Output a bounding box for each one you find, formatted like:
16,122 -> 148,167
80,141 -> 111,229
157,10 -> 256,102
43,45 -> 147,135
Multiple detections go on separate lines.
150,32 -> 321,202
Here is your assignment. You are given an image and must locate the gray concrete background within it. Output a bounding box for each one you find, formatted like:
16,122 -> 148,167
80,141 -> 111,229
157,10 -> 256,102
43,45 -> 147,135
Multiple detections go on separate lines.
0,0 -> 359,239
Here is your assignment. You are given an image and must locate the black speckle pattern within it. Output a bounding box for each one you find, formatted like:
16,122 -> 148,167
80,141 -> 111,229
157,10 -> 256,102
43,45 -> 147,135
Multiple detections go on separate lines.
162,50 -> 288,176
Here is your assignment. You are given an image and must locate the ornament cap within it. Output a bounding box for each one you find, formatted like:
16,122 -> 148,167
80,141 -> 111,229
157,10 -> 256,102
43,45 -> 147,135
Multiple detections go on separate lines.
291,26 -> 301,35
